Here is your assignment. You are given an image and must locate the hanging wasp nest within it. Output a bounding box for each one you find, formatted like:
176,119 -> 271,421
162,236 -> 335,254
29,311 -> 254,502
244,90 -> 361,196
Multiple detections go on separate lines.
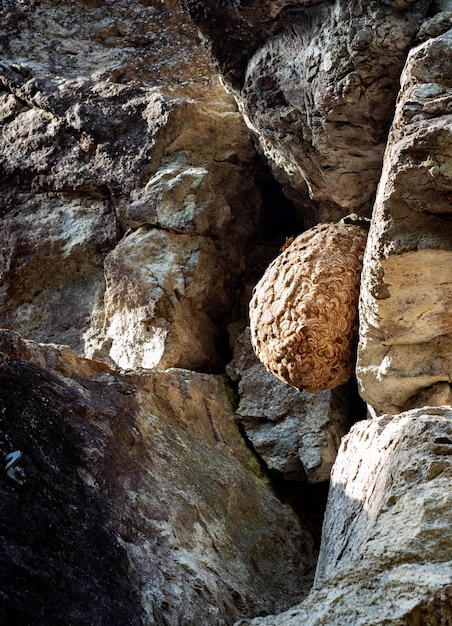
249,222 -> 368,392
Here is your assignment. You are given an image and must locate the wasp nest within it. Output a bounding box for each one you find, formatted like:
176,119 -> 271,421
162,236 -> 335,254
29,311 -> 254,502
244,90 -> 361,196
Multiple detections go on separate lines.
249,222 -> 367,392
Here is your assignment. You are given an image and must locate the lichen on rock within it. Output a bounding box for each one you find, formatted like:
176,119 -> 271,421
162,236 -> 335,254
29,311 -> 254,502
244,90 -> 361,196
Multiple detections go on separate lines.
249,223 -> 367,392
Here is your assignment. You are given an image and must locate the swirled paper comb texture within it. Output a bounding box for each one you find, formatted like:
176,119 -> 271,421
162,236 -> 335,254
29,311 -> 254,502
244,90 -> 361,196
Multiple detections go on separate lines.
249,223 -> 367,392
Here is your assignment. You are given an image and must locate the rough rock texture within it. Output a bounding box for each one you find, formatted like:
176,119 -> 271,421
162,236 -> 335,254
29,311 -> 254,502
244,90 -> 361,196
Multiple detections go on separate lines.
3,0 -> 452,624
249,223 -> 367,392
182,0 -> 432,224
236,407 -> 452,625
227,327 -> 361,483
357,25 -> 452,415
99,95 -> 262,371
0,0 -> 263,372
0,329 -> 317,625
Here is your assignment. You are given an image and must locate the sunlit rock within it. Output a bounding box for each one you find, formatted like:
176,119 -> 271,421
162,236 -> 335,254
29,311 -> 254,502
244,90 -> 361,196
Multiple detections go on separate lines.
236,407 -> 452,625
0,0 -> 262,372
357,28 -> 452,415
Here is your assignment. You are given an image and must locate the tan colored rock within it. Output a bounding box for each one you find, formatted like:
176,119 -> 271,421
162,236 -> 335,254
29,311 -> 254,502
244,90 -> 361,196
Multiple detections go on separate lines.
236,407 -> 452,625
249,223 -> 367,392
183,0 -> 432,224
0,329 -> 316,624
93,95 -> 262,370
0,193 -> 116,355
357,28 -> 452,415
0,1 -> 263,371
227,327 -> 358,483
99,228 -> 227,370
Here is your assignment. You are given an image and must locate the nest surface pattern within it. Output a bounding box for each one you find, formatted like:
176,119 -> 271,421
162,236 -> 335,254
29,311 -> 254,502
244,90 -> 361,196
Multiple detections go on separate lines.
249,223 -> 367,392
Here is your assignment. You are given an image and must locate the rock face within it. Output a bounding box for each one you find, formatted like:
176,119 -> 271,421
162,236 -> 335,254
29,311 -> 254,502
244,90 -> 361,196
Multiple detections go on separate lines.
357,25 -> 452,416
236,407 -> 452,626
0,0 -> 263,372
2,0 -> 452,624
0,329 -> 316,625
227,327 -> 359,483
182,0 -> 432,224
99,96 -> 261,371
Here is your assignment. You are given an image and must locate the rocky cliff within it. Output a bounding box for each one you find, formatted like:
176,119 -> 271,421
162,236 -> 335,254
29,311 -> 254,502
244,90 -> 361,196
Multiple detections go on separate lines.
1,0 -> 451,624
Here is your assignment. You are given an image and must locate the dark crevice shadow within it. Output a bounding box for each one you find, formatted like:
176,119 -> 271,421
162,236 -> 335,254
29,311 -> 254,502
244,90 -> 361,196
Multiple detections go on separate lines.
270,473 -> 330,553
227,369 -> 368,566
231,393 -> 328,553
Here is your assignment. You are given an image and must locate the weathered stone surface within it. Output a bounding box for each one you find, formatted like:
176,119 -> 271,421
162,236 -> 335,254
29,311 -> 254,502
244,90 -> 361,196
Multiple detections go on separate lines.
1,0 -> 213,96
236,407 -> 452,625
183,0 -> 432,223
97,98 -> 262,371
357,27 -> 452,415
101,228 -> 229,371
0,0 -> 263,372
0,192 -> 116,356
227,327 -> 358,483
0,329 -> 317,625
316,407 -> 452,582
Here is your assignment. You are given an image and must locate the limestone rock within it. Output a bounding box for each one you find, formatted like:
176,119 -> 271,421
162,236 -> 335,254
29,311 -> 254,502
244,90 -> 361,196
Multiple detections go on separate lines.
0,330 -> 316,625
0,0 -> 263,372
0,0 -> 213,98
183,0 -> 431,223
101,228 -> 230,371
227,327 -> 356,483
97,98 -> 261,371
236,407 -> 452,625
357,28 -> 452,415
0,192 -> 116,356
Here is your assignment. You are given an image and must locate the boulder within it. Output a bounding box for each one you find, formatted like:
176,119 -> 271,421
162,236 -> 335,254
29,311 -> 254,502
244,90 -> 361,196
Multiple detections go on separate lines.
236,407 -> 452,625
357,27 -> 452,415
101,228 -> 228,371
0,329 -> 317,625
0,192 -> 116,356
0,0 -> 263,372
182,0 -> 431,223
98,97 -> 262,371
